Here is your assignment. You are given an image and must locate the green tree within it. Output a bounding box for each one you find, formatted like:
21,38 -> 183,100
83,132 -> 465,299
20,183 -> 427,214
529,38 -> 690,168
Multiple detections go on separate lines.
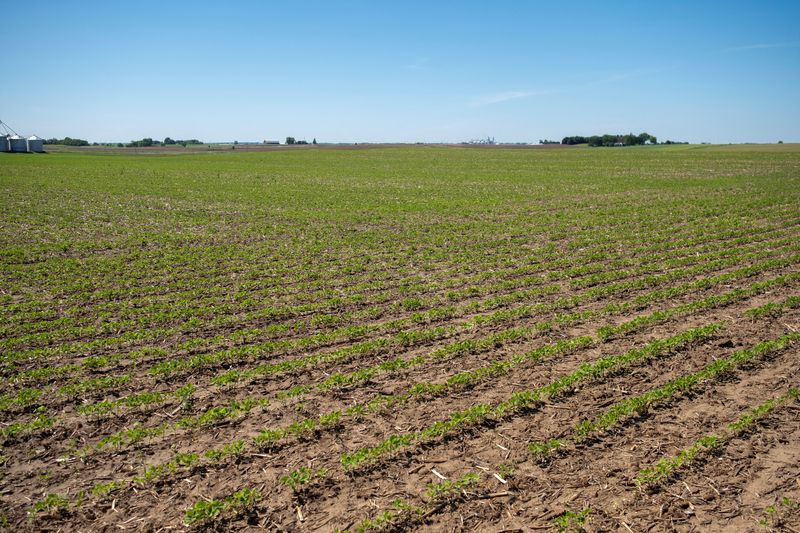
285,137 -> 296,145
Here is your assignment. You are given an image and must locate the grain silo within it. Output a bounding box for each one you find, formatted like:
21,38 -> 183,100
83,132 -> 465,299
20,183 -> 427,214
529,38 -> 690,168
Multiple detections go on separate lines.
0,135 -> 8,152
27,135 -> 44,152
8,135 -> 27,152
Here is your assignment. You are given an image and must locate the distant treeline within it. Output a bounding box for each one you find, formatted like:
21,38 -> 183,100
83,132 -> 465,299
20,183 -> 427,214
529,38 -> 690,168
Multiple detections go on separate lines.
128,137 -> 203,147
45,137 -> 90,146
562,133 -> 657,146
44,137 -> 204,147
285,137 -> 317,145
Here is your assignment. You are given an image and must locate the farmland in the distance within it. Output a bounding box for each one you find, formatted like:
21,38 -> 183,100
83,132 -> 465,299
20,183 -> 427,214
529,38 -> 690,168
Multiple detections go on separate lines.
1,144 -> 799,532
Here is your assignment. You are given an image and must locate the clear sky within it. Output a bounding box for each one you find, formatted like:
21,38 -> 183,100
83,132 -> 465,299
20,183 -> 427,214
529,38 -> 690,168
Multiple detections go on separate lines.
3,1 -> 799,144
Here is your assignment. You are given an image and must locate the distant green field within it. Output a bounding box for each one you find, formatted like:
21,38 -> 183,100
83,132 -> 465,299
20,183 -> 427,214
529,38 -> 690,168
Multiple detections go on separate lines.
2,144 -> 798,252
1,144 -> 799,531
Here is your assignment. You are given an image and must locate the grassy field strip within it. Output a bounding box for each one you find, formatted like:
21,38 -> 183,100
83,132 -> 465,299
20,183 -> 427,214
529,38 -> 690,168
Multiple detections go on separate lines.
635,388 -> 799,486
527,333 -> 800,456
4,211 -> 792,340
0,221 -> 656,326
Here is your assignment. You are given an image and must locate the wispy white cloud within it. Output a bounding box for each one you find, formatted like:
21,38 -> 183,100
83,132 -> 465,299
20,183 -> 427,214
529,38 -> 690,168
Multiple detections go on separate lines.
723,41 -> 800,52
469,66 -> 672,107
586,67 -> 667,85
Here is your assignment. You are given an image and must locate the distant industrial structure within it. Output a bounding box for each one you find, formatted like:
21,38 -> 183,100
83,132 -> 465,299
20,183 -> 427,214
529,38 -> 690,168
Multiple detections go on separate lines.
0,120 -> 44,152
465,136 -> 496,145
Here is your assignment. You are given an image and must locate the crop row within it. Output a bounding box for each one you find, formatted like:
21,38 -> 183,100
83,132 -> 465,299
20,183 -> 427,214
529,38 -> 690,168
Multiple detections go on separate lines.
20,323 -> 720,513
635,388 -> 799,486
337,323 -> 723,471
528,332 -> 800,456
72,279 -> 797,458
4,240 -> 792,467
7,191 -> 788,318
5,219 -> 792,378
5,245 -> 792,452
5,213 -> 793,361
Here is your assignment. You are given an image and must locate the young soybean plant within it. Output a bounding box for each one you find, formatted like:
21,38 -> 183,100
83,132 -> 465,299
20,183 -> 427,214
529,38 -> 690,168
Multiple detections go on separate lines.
553,507 -> 592,533
184,488 -> 261,526
280,466 -> 328,494
424,472 -> 480,504
336,498 -> 424,533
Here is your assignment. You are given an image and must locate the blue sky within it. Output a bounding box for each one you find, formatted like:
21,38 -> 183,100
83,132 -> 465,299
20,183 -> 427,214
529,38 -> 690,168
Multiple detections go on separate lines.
3,1 -> 799,143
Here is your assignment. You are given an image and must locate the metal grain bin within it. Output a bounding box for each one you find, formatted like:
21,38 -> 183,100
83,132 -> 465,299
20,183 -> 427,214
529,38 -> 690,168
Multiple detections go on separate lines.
27,136 -> 44,152
8,135 -> 27,152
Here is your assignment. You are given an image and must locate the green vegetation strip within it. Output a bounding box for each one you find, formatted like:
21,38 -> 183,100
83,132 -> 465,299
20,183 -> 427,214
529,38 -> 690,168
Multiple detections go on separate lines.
15,264 -> 793,455
528,332 -> 800,456
252,335 -> 592,449
61,253 -> 791,441
745,294 -> 800,318
4,210 -> 784,356
635,388 -> 799,486
83,335 -> 590,454
598,270 -> 800,340
2,237 -> 793,422
338,323 -> 721,471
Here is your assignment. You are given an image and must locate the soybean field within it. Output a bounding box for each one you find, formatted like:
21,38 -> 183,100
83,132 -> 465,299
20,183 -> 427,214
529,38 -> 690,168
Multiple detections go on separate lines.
1,144 -> 799,531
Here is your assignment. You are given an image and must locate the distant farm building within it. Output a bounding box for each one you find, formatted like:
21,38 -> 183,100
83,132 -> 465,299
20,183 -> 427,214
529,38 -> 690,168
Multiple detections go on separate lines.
0,120 -> 44,152
3,135 -> 44,152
